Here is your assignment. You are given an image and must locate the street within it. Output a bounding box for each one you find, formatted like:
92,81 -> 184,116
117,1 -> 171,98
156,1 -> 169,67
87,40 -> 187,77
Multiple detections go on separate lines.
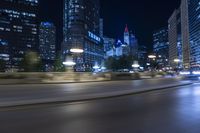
0,82 -> 200,133
0,78 -> 188,107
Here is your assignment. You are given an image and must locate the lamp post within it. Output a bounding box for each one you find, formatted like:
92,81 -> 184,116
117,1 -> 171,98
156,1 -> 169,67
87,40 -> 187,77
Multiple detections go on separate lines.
63,48 -> 84,72
132,61 -> 140,72
148,55 -> 156,60
70,48 -> 84,54
93,62 -> 100,73
174,58 -> 181,73
63,55 -> 76,72
148,55 -> 157,71
69,48 -> 84,72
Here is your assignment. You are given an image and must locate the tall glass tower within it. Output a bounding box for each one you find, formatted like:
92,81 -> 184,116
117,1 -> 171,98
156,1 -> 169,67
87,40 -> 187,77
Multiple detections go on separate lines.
63,0 -> 104,71
153,27 -> 169,68
39,22 -> 56,61
188,0 -> 200,68
0,0 -> 39,70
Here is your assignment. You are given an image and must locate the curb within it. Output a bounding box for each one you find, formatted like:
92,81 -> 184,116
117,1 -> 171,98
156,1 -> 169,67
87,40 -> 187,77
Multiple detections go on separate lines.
0,82 -> 192,109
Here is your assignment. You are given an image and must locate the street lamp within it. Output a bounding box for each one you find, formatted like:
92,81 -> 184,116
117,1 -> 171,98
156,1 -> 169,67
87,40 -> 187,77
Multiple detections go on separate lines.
148,55 -> 156,59
63,55 -> 76,72
93,65 -> 100,69
63,61 -> 76,66
148,55 -> 157,71
63,55 -> 76,66
132,61 -> 140,72
69,48 -> 84,71
174,58 -> 181,73
132,64 -> 140,68
174,59 -> 181,63
70,48 -> 84,53
93,61 -> 102,73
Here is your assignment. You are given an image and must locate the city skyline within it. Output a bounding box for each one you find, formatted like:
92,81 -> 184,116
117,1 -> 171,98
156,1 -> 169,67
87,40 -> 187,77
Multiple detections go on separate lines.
39,0 -> 180,51
2,1 -> 200,133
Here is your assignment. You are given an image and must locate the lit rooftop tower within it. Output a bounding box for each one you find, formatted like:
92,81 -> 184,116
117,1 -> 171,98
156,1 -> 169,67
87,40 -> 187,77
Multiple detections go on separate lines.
124,24 -> 130,45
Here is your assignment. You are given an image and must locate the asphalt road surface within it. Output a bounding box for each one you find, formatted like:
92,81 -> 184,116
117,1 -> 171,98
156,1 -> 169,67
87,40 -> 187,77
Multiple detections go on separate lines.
0,82 -> 200,133
0,78 -> 185,105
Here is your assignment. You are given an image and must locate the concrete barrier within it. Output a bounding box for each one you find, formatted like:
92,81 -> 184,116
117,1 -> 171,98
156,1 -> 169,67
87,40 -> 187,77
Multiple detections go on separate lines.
0,72 -> 166,84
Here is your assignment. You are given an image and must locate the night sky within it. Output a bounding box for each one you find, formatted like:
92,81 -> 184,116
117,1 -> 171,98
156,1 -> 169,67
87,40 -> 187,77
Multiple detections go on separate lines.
39,0 -> 180,51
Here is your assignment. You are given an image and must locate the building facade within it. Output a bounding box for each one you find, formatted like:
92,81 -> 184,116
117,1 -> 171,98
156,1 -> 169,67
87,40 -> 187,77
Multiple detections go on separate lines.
103,37 -> 115,58
124,25 -> 130,45
138,45 -> 148,69
115,40 -> 123,57
168,8 -> 183,69
169,0 -> 200,70
99,18 -> 103,38
188,0 -> 200,69
153,27 -> 169,68
181,0 -> 190,69
39,22 -> 56,71
129,31 -> 138,58
63,0 -> 104,71
0,0 -> 39,70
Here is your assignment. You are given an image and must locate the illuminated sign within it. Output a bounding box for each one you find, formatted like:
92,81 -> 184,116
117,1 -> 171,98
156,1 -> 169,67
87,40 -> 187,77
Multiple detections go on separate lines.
88,31 -> 101,42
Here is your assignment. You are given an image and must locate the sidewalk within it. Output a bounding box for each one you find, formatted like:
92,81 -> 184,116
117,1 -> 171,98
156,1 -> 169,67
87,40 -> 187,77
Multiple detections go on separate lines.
0,78 -> 192,108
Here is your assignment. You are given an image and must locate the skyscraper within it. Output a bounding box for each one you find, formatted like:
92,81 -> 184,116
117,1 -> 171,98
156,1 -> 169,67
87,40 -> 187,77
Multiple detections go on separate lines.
0,0 -> 39,70
138,45 -> 148,69
39,22 -> 56,71
63,0 -> 104,71
170,0 -> 200,70
103,37 -> 115,58
129,31 -> 138,57
168,8 -> 183,69
153,27 -> 169,68
124,25 -> 130,45
188,0 -> 200,69
181,0 -> 190,69
115,40 -> 123,57
99,18 -> 104,38
39,22 -> 56,61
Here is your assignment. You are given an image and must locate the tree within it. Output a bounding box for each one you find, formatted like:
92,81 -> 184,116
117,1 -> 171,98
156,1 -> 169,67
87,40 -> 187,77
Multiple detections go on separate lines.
105,55 -> 136,71
0,59 -> 6,72
54,53 -> 65,72
21,51 -> 41,72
